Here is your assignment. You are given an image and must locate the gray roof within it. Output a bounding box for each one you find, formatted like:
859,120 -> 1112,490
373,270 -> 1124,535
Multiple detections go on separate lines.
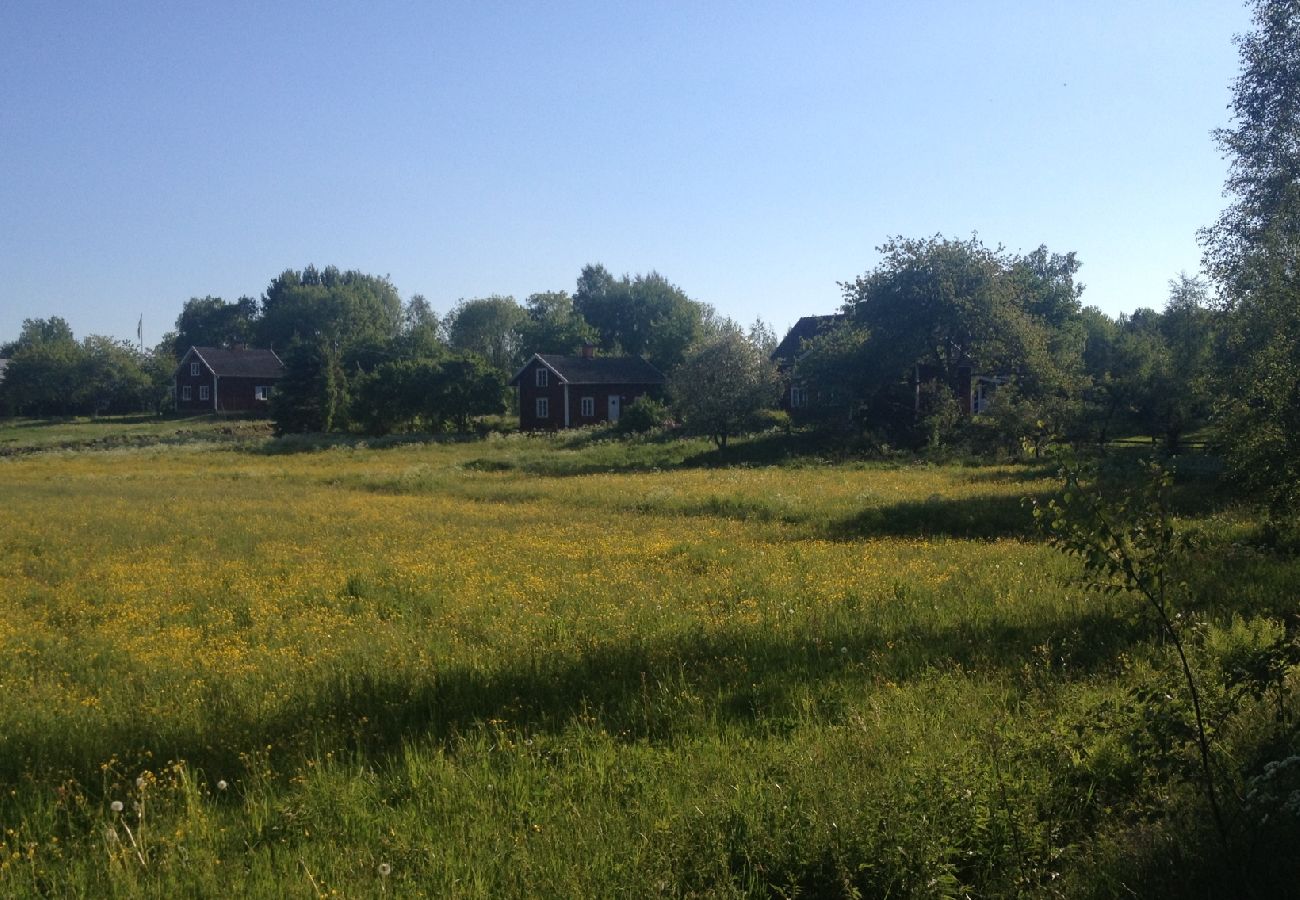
510,353 -> 665,386
772,314 -> 846,362
182,346 -> 285,379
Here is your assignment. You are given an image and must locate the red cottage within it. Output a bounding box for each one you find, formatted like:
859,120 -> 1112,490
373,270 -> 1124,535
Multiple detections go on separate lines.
509,347 -> 665,430
174,346 -> 285,415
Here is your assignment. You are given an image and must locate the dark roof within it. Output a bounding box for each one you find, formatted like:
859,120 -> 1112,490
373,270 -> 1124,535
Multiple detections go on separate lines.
510,353 -> 665,386
772,314 -> 847,362
182,346 -> 285,379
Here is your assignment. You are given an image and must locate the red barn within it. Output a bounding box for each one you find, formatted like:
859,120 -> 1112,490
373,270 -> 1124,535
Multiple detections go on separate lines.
174,346 -> 285,415
509,347 -> 665,430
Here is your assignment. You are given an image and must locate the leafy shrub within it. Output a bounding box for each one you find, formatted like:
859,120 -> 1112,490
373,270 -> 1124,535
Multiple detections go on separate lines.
616,395 -> 669,434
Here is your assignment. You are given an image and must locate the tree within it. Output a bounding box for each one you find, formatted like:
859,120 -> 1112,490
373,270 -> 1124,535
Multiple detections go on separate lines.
822,236 -> 1086,444
258,266 -> 402,358
76,336 -> 152,415
442,296 -> 527,374
842,236 -> 1082,398
793,321 -> 874,419
393,294 -> 446,360
0,318 -> 83,415
429,355 -> 507,431
671,329 -> 781,448
172,296 -> 257,356
572,264 -> 705,372
518,291 -> 595,355
1199,0 -> 1300,521
270,340 -> 347,434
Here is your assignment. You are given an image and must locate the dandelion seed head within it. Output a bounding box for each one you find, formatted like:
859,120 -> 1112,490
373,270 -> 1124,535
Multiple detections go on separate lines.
110,801 -> 123,813
217,780 -> 228,791
378,862 -> 392,877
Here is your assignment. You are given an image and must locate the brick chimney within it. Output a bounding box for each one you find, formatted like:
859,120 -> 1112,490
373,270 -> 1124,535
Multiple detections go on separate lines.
581,343 -> 595,360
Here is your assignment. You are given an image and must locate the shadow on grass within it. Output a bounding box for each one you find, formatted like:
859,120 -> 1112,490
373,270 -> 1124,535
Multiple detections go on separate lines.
0,599 -> 1149,793
823,490 -> 1052,541
254,431 -> 492,455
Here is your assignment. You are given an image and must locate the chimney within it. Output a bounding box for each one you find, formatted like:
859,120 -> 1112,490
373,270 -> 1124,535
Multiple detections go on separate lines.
581,343 -> 595,360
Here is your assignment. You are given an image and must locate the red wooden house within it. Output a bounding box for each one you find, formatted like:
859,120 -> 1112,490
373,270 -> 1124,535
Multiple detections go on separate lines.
174,346 -> 285,415
509,347 -> 665,430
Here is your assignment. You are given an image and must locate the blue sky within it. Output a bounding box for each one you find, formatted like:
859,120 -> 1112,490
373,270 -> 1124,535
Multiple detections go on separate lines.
1,1 -> 1250,348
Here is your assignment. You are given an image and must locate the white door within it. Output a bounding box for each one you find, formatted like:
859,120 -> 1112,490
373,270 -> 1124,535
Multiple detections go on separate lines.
607,394 -> 621,423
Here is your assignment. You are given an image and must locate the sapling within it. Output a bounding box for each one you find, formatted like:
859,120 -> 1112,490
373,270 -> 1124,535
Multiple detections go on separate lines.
1031,456 -> 1229,853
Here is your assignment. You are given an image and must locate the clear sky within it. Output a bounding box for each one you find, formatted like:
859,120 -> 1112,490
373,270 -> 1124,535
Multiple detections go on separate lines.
0,1 -> 1251,348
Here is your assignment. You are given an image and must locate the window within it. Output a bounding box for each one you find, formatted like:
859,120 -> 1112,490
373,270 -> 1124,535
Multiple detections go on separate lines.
535,397 -> 549,418
182,385 -> 192,401
535,367 -> 549,387
199,385 -> 210,401
580,396 -> 595,417
190,362 -> 200,376
255,386 -> 270,401
790,385 -> 807,408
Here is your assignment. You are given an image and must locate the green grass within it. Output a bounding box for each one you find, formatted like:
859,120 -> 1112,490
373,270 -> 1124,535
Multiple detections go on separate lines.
0,423 -> 1296,897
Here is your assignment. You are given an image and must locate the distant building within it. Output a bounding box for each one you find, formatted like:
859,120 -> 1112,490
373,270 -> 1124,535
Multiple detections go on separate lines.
510,346 -> 665,430
174,346 -> 284,415
0,358 -> 9,384
772,314 -> 846,413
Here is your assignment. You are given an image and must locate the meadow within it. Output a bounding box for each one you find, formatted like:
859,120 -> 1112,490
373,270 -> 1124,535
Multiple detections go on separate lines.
0,420 -> 1297,897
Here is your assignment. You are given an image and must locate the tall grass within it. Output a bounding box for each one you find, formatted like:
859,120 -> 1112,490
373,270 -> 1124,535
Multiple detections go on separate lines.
0,428 -> 1295,896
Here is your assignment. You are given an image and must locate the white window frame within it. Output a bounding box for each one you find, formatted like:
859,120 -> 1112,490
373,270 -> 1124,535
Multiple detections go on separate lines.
535,367 -> 548,387
255,385 -> 270,401
535,397 -> 549,418
790,385 -> 807,408
190,361 -> 200,376
580,396 -> 595,417
182,385 -> 192,401
199,384 -> 210,401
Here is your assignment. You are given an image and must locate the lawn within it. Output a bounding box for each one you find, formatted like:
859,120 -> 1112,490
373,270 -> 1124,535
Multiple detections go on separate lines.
0,425 -> 1296,897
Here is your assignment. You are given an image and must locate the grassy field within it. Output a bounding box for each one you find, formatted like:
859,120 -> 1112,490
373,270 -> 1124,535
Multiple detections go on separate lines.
0,421 -> 1297,897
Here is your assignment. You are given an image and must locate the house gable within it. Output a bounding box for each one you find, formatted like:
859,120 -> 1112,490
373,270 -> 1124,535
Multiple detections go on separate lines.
174,346 -> 285,415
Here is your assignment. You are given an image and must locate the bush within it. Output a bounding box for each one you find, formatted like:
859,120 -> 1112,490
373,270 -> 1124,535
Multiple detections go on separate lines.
616,395 -> 669,434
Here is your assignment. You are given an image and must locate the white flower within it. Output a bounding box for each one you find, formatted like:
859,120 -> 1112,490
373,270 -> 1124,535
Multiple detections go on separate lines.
136,776 -> 145,789
217,780 -> 228,792
110,801 -> 123,813
378,862 -> 392,877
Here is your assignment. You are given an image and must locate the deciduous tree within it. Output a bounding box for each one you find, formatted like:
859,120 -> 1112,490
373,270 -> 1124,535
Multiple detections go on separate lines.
671,329 -> 781,449
1199,0 -> 1300,520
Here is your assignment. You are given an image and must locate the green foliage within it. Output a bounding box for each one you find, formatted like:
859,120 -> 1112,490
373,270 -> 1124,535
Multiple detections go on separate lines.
270,340 -> 347,435
919,380 -> 963,450
442,295 -> 527,373
392,294 -> 446,360
615,394 -> 669,434
432,355 -> 507,431
1032,457 -> 1231,852
841,235 -> 1085,406
257,265 -> 402,357
793,321 -> 872,417
670,329 -> 781,449
518,290 -> 595,356
172,296 -> 257,356
1200,0 -> 1300,524
351,354 -> 506,435
573,264 -> 705,372
0,319 -> 161,417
